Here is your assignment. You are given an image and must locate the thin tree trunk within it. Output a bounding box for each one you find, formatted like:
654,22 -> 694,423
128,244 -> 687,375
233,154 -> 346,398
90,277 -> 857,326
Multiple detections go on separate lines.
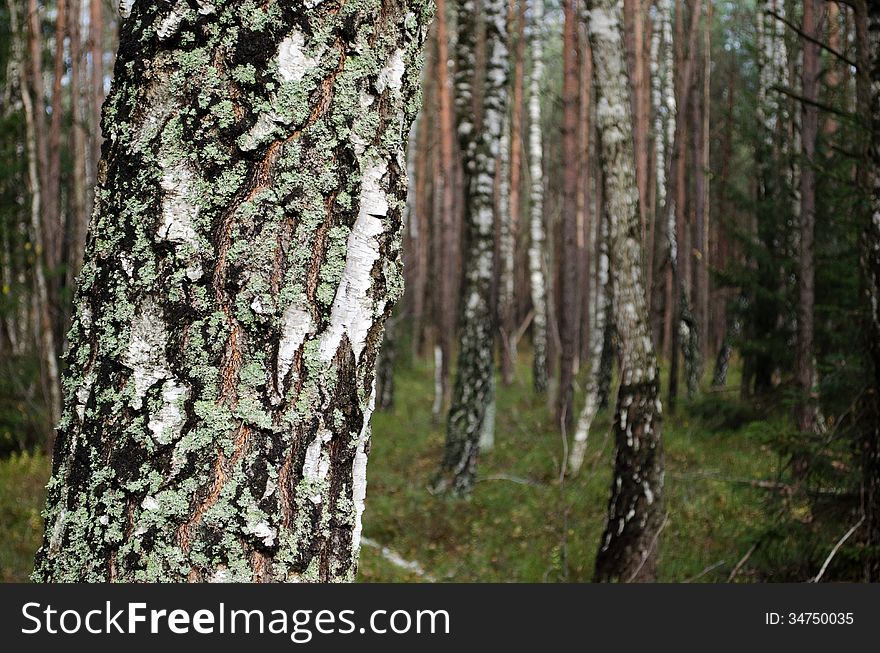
68,0 -> 89,288
589,0 -> 665,584
860,0 -> 880,581
569,206 -> 608,475
558,0 -> 580,431
435,0 -> 508,496
44,0 -> 68,276
33,1 -> 430,583
504,0 -> 526,385
528,0 -> 549,393
435,0 -> 459,413
794,0 -> 821,437
11,0 -> 62,438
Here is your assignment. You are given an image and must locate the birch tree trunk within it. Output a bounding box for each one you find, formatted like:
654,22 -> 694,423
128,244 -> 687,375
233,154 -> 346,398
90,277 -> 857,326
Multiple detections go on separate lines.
569,206 -> 609,475
434,0 -> 508,495
528,0 -> 549,393
33,0 -> 430,583
588,0 -> 665,583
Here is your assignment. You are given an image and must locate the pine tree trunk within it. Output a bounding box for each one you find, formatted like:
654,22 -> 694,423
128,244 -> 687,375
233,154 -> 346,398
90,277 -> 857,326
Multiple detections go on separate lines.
435,0 -> 459,414
435,0 -> 508,495
33,1 -> 430,583
589,0 -> 665,583
528,0 -> 549,393
794,0 -> 820,436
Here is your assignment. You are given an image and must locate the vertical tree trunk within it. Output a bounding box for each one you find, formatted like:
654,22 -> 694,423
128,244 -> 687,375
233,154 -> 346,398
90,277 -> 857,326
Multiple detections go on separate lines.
435,0 -> 508,495
89,0 -> 105,187
558,0 -> 580,431
33,1 -> 430,583
589,0 -> 665,583
794,0 -> 821,436
623,0 -> 649,246
503,0 -> 526,386
569,206 -> 609,475
10,0 -> 62,434
861,0 -> 880,581
528,0 -> 549,393
68,0 -> 90,287
649,0 -> 675,351
435,0 -> 459,414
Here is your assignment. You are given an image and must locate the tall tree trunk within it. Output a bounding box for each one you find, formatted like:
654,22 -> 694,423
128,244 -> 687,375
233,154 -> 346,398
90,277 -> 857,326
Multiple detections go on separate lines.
10,0 -> 62,437
861,0 -> 880,581
589,0 -> 665,584
435,0 -> 459,414
33,1 -> 430,583
569,206 -> 609,475
558,0 -> 580,431
649,0 -> 675,352
44,0 -> 68,277
528,0 -> 549,393
794,0 -> 821,437
89,0 -> 105,187
623,0 -> 649,247
503,0 -> 526,386
435,0 -> 508,496
68,0 -> 90,288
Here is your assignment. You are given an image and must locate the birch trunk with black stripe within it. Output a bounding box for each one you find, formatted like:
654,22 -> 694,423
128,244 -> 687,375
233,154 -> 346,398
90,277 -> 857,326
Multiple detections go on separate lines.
434,0 -> 508,495
588,0 -> 665,583
33,0 -> 430,583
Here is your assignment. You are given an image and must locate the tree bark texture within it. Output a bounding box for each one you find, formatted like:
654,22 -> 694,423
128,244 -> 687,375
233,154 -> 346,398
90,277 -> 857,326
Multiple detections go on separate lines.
435,0 -> 508,495
33,0 -> 431,583
589,0 -> 665,584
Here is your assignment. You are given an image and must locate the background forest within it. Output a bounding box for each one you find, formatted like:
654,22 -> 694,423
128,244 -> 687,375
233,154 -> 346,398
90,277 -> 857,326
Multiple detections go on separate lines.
1,0 -> 879,582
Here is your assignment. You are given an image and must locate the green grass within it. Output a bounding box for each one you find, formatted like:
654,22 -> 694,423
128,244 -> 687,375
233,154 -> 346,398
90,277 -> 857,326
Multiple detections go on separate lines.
0,356 -> 778,583
362,355 -> 775,582
0,451 -> 49,582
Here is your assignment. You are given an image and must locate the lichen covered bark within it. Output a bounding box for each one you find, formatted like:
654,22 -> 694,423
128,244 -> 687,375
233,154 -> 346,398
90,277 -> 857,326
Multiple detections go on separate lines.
33,0 -> 430,583
434,0 -> 508,495
588,0 -> 664,583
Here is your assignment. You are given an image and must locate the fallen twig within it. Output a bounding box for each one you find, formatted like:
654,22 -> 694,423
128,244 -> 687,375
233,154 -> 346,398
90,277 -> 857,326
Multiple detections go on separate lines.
811,517 -> 865,583
361,537 -> 436,582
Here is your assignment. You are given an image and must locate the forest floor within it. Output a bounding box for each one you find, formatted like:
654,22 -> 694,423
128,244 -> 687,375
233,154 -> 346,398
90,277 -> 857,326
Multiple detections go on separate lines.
0,354 -> 781,583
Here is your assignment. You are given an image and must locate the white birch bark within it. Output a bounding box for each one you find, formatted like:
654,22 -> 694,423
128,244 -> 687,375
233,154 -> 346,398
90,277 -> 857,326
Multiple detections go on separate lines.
589,0 -> 665,583
527,0 -> 549,393
33,1 -> 431,583
435,0 -> 509,495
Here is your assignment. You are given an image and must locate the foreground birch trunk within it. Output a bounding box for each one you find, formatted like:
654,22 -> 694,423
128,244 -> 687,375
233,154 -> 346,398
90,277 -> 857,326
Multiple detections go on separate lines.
588,0 -> 665,583
33,0 -> 430,583
433,0 -> 508,495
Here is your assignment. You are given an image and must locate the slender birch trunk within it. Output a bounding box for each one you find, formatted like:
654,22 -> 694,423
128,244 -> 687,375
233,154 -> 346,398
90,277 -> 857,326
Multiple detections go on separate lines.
569,206 -> 609,475
649,0 -> 675,350
434,0 -> 508,495
33,0 -> 430,583
589,0 -> 665,583
528,0 -> 549,393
